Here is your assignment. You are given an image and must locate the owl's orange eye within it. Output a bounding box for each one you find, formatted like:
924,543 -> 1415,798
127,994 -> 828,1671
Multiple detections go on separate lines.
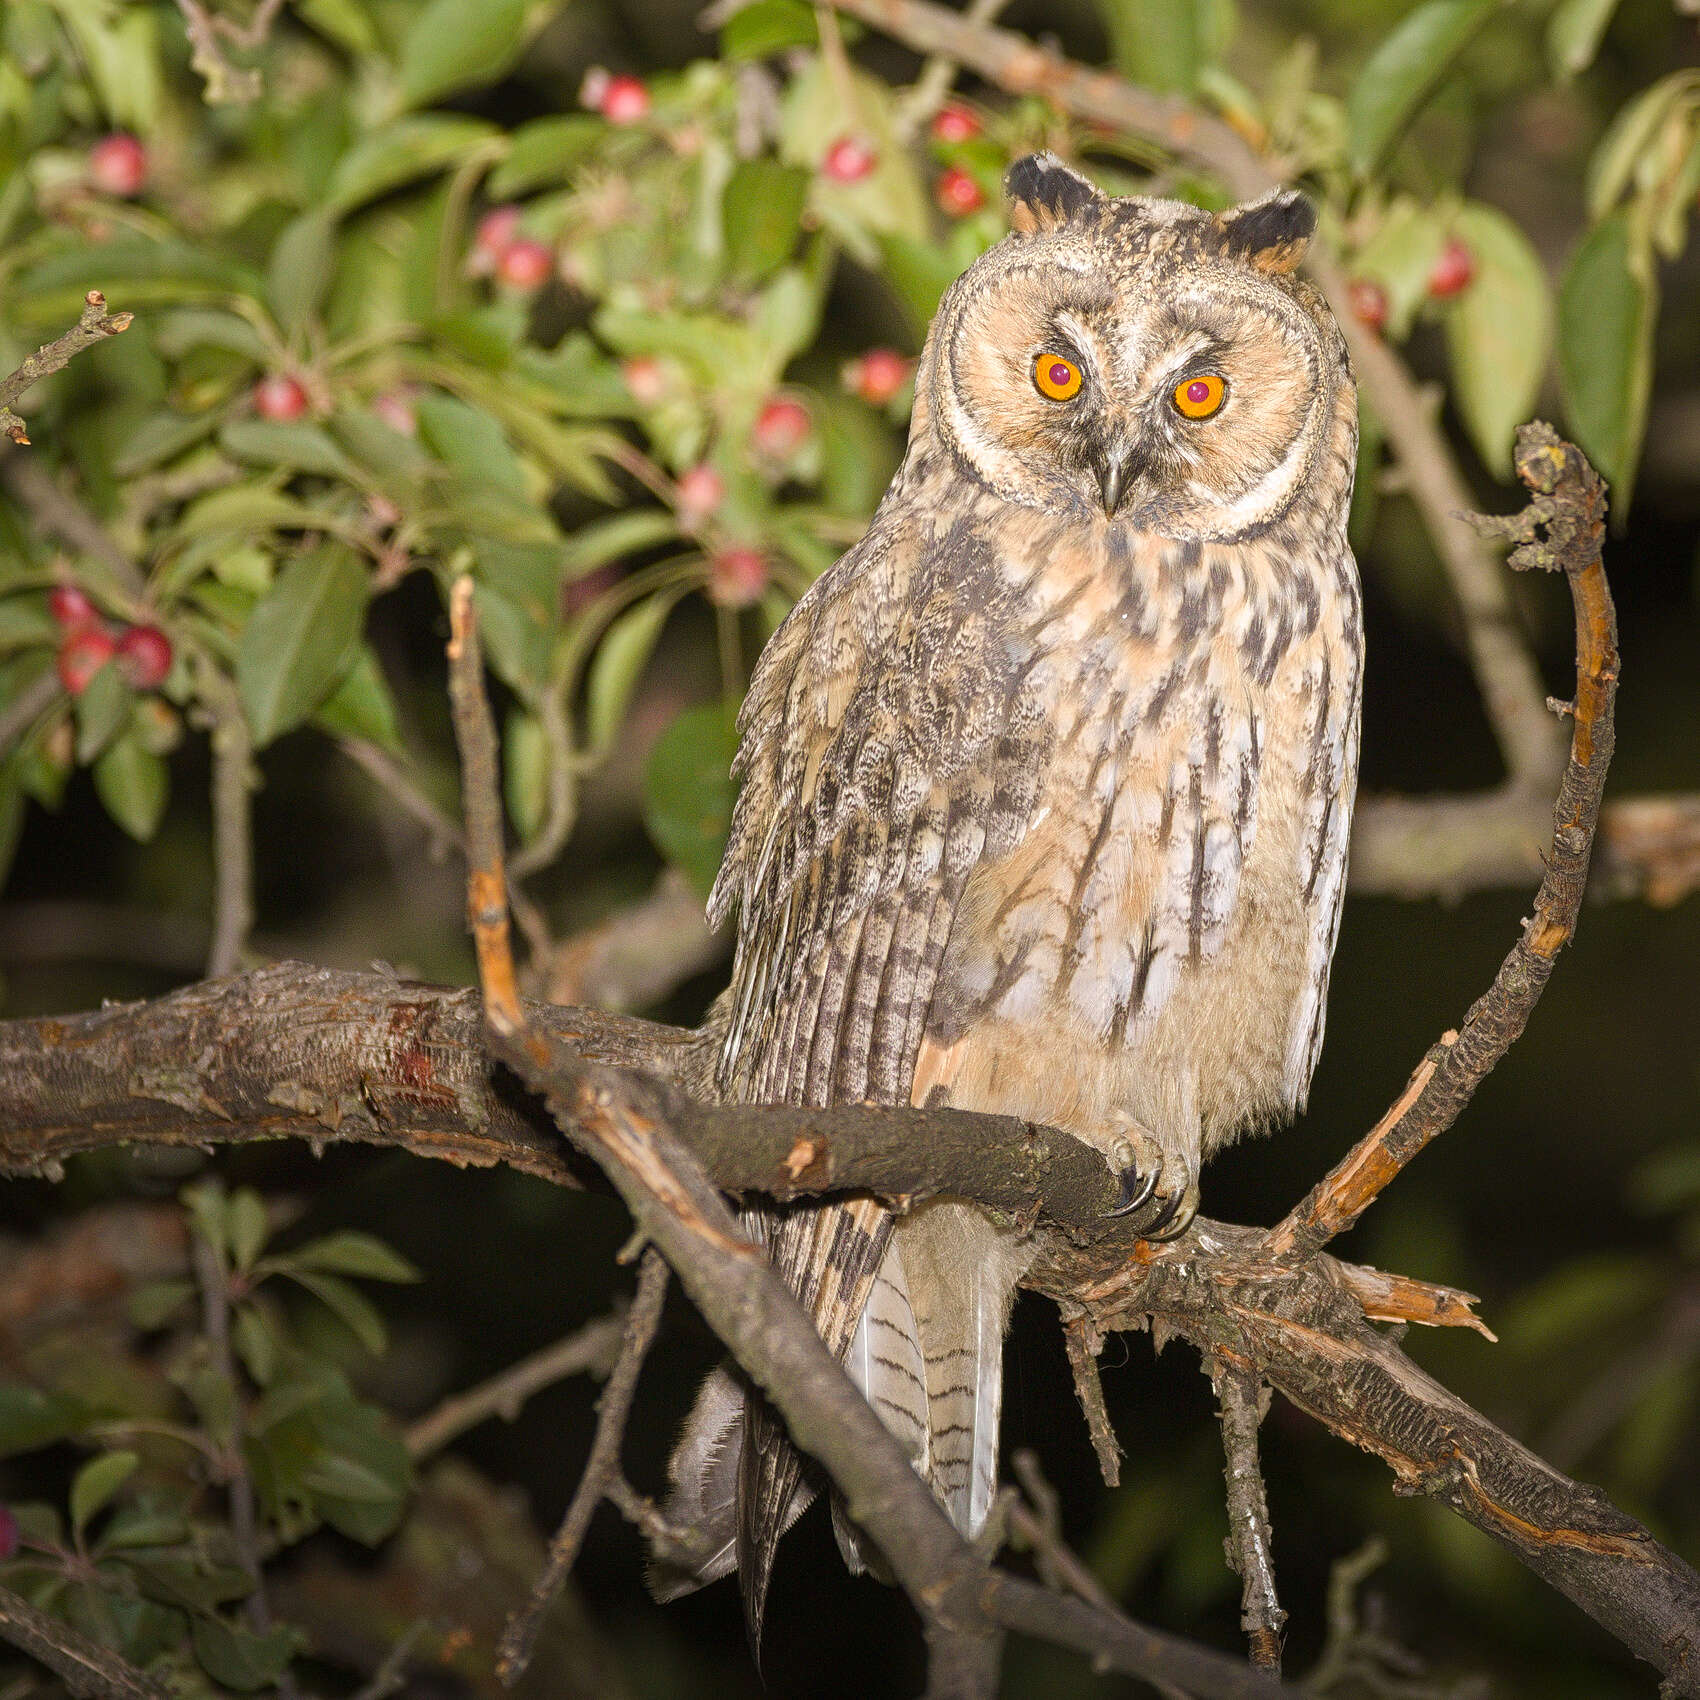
1033,353 -> 1083,401
1172,373 -> 1226,419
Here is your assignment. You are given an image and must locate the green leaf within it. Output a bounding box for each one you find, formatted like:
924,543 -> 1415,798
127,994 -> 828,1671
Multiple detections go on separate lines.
1095,0 -> 1203,95
561,511 -> 679,579
1546,0 -> 1621,81
266,208 -> 338,336
93,732 -> 168,842
286,1271 -> 388,1355
152,310 -> 269,363
218,419 -> 356,481
643,700 -> 740,897
128,1278 -> 195,1330
1350,198 -> 1447,338
722,0 -> 819,58
1442,204 -> 1551,477
0,1384 -> 86,1458
112,409 -> 222,478
399,0 -> 533,109
722,160 -> 810,284
585,591 -> 680,755
504,707 -> 547,843
191,1615 -> 302,1692
285,1230 -> 420,1283
70,1451 -> 138,1536
74,661 -> 131,763
59,3 -> 161,133
237,543 -> 368,747
232,1305 -> 281,1387
228,1188 -> 269,1273
98,1497 -> 190,1551
312,644 -> 402,752
488,114 -> 605,198
183,1181 -> 231,1261
294,0 -> 379,52
325,116 -> 499,213
416,393 -> 526,495
1345,0 -> 1502,175
1558,211 -> 1655,509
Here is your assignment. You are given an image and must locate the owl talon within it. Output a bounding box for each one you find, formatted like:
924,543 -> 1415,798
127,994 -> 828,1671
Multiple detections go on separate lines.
1107,1162 -> 1159,1219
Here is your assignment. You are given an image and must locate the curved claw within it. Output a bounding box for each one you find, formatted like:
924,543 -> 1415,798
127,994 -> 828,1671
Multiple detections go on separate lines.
1137,1186 -> 1187,1239
1106,1162 -> 1159,1220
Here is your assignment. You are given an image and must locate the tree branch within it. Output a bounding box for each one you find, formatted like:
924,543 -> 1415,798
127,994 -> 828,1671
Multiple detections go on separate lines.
1266,425 -> 1614,1262
1212,1362 -> 1284,1671
0,292 -> 133,447
0,1581 -> 170,1700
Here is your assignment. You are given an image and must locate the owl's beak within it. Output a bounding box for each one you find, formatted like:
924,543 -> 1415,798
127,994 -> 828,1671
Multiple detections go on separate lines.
1096,446 -> 1142,516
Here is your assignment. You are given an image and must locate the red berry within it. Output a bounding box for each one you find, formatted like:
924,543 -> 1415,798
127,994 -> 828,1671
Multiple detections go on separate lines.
822,135 -> 877,184
935,167 -> 985,218
57,627 -> 117,696
116,624 -> 172,690
496,238 -> 554,290
931,105 -> 980,144
1347,278 -> 1389,332
48,585 -> 98,630
1427,236 -> 1475,299
601,74 -> 651,125
708,547 -> 768,608
752,396 -> 811,461
472,204 -> 521,274
844,348 -> 911,407
0,1505 -> 17,1562
254,374 -> 309,421
676,463 -> 725,525
88,133 -> 147,198
622,357 -> 666,405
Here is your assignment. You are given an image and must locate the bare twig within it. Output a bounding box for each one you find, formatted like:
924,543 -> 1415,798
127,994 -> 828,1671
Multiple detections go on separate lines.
0,292 -> 133,446
0,1581 -> 170,1700
189,1220 -> 275,1643
202,669 -> 255,978
532,868 -> 723,1010
1212,1361 -> 1285,1671
0,669 -> 62,759
1267,425 -> 1614,1262
0,456 -> 147,597
1061,1313 -> 1121,1486
172,0 -> 286,103
1007,1451 -> 1116,1611
337,738 -> 465,862
495,1254 -> 669,1686
445,576 -> 525,1036
404,1308 -> 628,1460
824,0 -> 1561,791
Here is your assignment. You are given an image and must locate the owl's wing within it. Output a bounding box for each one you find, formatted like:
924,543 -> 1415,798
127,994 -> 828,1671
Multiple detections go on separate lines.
695,513 -> 1050,1642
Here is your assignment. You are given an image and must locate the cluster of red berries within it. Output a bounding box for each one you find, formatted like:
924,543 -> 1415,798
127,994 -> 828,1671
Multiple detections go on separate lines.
470,205 -> 555,291
1349,237 -> 1476,333
48,586 -> 172,697
820,112 -> 987,219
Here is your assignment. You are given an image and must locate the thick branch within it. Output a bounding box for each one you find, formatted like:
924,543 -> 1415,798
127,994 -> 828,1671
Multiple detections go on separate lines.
0,1580 -> 169,1700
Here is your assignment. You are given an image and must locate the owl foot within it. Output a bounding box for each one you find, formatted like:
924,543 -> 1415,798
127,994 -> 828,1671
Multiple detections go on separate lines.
1105,1126 -> 1198,1241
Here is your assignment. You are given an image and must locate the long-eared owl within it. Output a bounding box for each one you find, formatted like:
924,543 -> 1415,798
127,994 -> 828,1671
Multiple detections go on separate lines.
656,153 -> 1363,1638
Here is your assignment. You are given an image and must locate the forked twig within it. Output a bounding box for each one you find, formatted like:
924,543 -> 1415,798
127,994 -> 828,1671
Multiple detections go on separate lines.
0,292 -> 133,446
495,1252 -> 669,1685
1266,425 -> 1614,1260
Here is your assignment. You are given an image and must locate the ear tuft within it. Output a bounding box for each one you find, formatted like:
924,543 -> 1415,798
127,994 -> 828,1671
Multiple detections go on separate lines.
1215,188 -> 1316,276
1005,152 -> 1103,236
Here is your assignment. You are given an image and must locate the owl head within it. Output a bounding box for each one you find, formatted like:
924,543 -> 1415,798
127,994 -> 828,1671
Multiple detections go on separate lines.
915,154 -> 1353,541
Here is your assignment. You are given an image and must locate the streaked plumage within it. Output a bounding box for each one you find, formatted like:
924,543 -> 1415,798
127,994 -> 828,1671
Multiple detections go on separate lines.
656,155 -> 1362,1640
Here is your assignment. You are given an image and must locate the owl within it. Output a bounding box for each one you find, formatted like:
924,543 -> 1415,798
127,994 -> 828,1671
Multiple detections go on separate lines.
655,153 -> 1362,1640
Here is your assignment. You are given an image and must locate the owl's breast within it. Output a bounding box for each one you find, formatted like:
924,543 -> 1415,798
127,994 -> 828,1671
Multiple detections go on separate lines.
926,518 -> 1362,1147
